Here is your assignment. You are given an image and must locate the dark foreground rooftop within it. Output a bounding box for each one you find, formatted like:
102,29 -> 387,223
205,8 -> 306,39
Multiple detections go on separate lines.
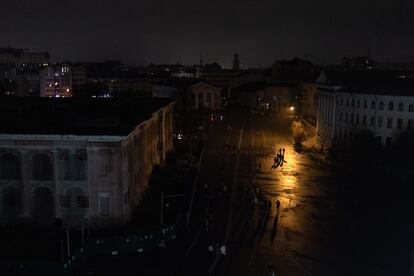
0,97 -> 175,136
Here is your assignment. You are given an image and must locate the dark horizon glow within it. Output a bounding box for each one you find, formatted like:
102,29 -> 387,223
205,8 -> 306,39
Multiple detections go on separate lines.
1,0 -> 414,67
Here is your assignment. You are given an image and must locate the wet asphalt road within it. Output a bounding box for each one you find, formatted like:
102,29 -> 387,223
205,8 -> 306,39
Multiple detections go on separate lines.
191,108 -> 414,276
95,108 -> 413,276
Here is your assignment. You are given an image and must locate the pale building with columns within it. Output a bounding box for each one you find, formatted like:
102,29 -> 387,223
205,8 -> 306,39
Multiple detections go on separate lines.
316,71 -> 414,149
0,97 -> 175,226
188,81 -> 221,110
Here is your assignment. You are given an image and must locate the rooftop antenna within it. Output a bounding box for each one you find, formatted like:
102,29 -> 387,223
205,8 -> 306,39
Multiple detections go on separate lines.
199,53 -> 203,67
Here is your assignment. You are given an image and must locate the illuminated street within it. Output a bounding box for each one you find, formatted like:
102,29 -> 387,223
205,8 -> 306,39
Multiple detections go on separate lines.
172,108 -> 414,276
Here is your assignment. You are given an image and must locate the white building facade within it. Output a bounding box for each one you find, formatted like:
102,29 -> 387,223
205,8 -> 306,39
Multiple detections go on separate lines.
317,85 -> 414,148
188,81 -> 221,110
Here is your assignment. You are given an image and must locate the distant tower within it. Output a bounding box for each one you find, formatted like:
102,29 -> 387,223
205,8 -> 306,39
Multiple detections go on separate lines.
196,53 -> 204,79
200,53 -> 204,67
233,54 -> 240,72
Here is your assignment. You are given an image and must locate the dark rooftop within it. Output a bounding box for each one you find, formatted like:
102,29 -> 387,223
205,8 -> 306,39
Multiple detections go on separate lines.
231,81 -> 264,93
0,97 -> 174,136
318,70 -> 414,96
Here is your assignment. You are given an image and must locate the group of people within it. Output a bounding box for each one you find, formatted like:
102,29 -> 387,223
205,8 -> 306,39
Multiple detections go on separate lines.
271,148 -> 285,169
207,243 -> 227,256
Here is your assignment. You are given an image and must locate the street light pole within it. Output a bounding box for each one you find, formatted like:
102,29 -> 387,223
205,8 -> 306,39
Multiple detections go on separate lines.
66,230 -> 70,258
160,192 -> 164,226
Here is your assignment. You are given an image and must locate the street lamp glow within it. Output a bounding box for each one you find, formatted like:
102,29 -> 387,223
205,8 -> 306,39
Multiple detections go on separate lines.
290,106 -> 295,111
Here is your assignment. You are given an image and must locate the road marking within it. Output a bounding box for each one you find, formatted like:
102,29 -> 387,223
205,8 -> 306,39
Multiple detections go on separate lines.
186,145 -> 206,229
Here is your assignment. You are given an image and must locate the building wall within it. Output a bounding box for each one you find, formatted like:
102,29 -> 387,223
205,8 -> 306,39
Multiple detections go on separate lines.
188,82 -> 221,110
316,88 -> 337,150
335,93 -> 414,145
0,102 -> 175,225
301,82 -> 318,120
264,85 -> 295,112
316,85 -> 414,148
40,65 -> 72,97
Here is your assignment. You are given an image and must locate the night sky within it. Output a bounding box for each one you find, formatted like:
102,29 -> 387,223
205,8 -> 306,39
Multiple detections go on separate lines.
2,0 -> 413,67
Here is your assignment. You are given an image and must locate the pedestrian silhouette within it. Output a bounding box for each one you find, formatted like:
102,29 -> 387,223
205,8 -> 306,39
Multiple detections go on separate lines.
220,245 -> 227,255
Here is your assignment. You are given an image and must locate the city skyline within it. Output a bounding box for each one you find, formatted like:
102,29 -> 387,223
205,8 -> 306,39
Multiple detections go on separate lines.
2,0 -> 414,67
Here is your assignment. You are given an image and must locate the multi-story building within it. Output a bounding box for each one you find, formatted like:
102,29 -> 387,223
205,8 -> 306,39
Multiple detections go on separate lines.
0,47 -> 49,96
39,64 -> 72,97
0,97 -> 175,225
71,66 -> 87,96
0,47 -> 49,72
316,71 -> 414,149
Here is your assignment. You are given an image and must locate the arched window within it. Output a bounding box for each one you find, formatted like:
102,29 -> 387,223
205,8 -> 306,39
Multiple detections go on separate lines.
0,153 -> 20,180
388,101 -> 394,111
32,154 -> 52,180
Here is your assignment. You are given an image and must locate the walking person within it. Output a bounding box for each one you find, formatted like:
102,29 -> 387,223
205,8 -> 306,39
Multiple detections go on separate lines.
208,245 -> 214,255
220,244 -> 227,255
268,264 -> 276,276
280,148 -> 285,167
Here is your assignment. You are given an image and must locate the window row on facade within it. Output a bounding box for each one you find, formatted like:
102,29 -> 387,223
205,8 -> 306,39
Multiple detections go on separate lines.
338,97 -> 414,112
337,128 -> 394,146
338,112 -> 414,130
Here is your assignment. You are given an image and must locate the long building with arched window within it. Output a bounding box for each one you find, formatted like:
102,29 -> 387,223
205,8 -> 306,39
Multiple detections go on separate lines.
0,97 -> 175,226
